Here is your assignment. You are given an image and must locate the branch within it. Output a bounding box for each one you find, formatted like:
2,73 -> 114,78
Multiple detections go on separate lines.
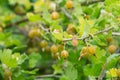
112,32 -> 120,36
98,61 -> 108,80
35,74 -> 61,79
38,24 -> 50,33
6,17 -> 28,27
63,27 -> 114,41
9,76 -> 12,80
17,27 -> 28,37
94,27 -> 114,35
81,0 -> 105,6
61,8 -> 73,20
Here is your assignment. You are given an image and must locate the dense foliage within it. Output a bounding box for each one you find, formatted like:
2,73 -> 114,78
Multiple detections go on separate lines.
0,0 -> 120,80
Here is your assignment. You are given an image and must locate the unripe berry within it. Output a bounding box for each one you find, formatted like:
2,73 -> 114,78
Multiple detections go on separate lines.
61,50 -> 69,59
27,47 -> 38,54
106,37 -> 113,43
80,52 -> 90,58
0,27 -> 2,32
79,47 -> 89,60
50,45 -> 58,54
45,46 -> 50,52
15,5 -> 25,15
108,45 -> 116,54
52,52 -> 60,60
36,29 -> 41,37
81,47 -> 88,53
28,28 -> 41,38
28,29 -> 36,38
58,44 -> 64,51
66,0 -> 73,9
40,40 -> 48,48
117,69 -> 120,77
4,69 -> 12,77
88,46 -> 96,55
84,14 -> 89,20
66,24 -> 76,35
51,11 -> 59,20
72,37 -> 78,47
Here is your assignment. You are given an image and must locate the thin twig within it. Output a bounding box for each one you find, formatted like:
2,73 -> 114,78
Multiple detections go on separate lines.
81,0 -> 105,6
61,8 -> 73,20
6,17 -> 28,27
35,74 -> 61,78
38,24 -> 50,33
9,76 -> 12,80
63,27 -> 114,41
17,27 -> 28,37
94,27 -> 113,35
112,32 -> 120,36
98,61 -> 108,80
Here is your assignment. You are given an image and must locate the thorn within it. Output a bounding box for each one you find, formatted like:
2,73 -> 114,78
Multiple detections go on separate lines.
78,56 -> 82,61
89,33 -> 94,39
93,54 -> 97,58
42,48 -> 45,52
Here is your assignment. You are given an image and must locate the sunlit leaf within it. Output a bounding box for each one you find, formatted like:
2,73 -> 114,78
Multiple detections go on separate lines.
52,64 -> 62,74
26,13 -> 41,22
107,54 -> 120,62
0,49 -> 17,68
29,53 -> 41,68
52,32 -> 63,41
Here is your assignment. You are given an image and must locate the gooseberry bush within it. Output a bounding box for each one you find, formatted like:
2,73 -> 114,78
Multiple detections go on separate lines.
0,0 -> 120,80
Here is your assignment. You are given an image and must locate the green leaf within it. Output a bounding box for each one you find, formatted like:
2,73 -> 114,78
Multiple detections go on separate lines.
93,36 -> 107,47
52,32 -> 63,41
29,53 -> 41,68
82,6 -> 93,15
51,22 -> 62,31
5,37 -> 21,47
84,64 -> 102,76
52,64 -> 62,74
63,32 -> 73,38
17,0 -> 31,10
8,0 -> 18,5
105,0 -> 120,16
26,13 -> 41,22
42,7 -> 52,24
107,58 -> 118,69
64,62 -> 77,80
18,54 -> 28,64
91,4 -> 101,18
21,69 -> 38,74
88,76 -> 97,80
0,32 -> 6,40
33,0 -> 45,13
60,75 -> 68,80
43,78 -> 54,80
13,45 -> 27,52
78,16 -> 91,37
73,2 -> 82,17
107,54 -> 120,62
106,31 -> 112,38
105,0 -> 118,6
95,18 -> 106,28
0,49 -> 17,68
